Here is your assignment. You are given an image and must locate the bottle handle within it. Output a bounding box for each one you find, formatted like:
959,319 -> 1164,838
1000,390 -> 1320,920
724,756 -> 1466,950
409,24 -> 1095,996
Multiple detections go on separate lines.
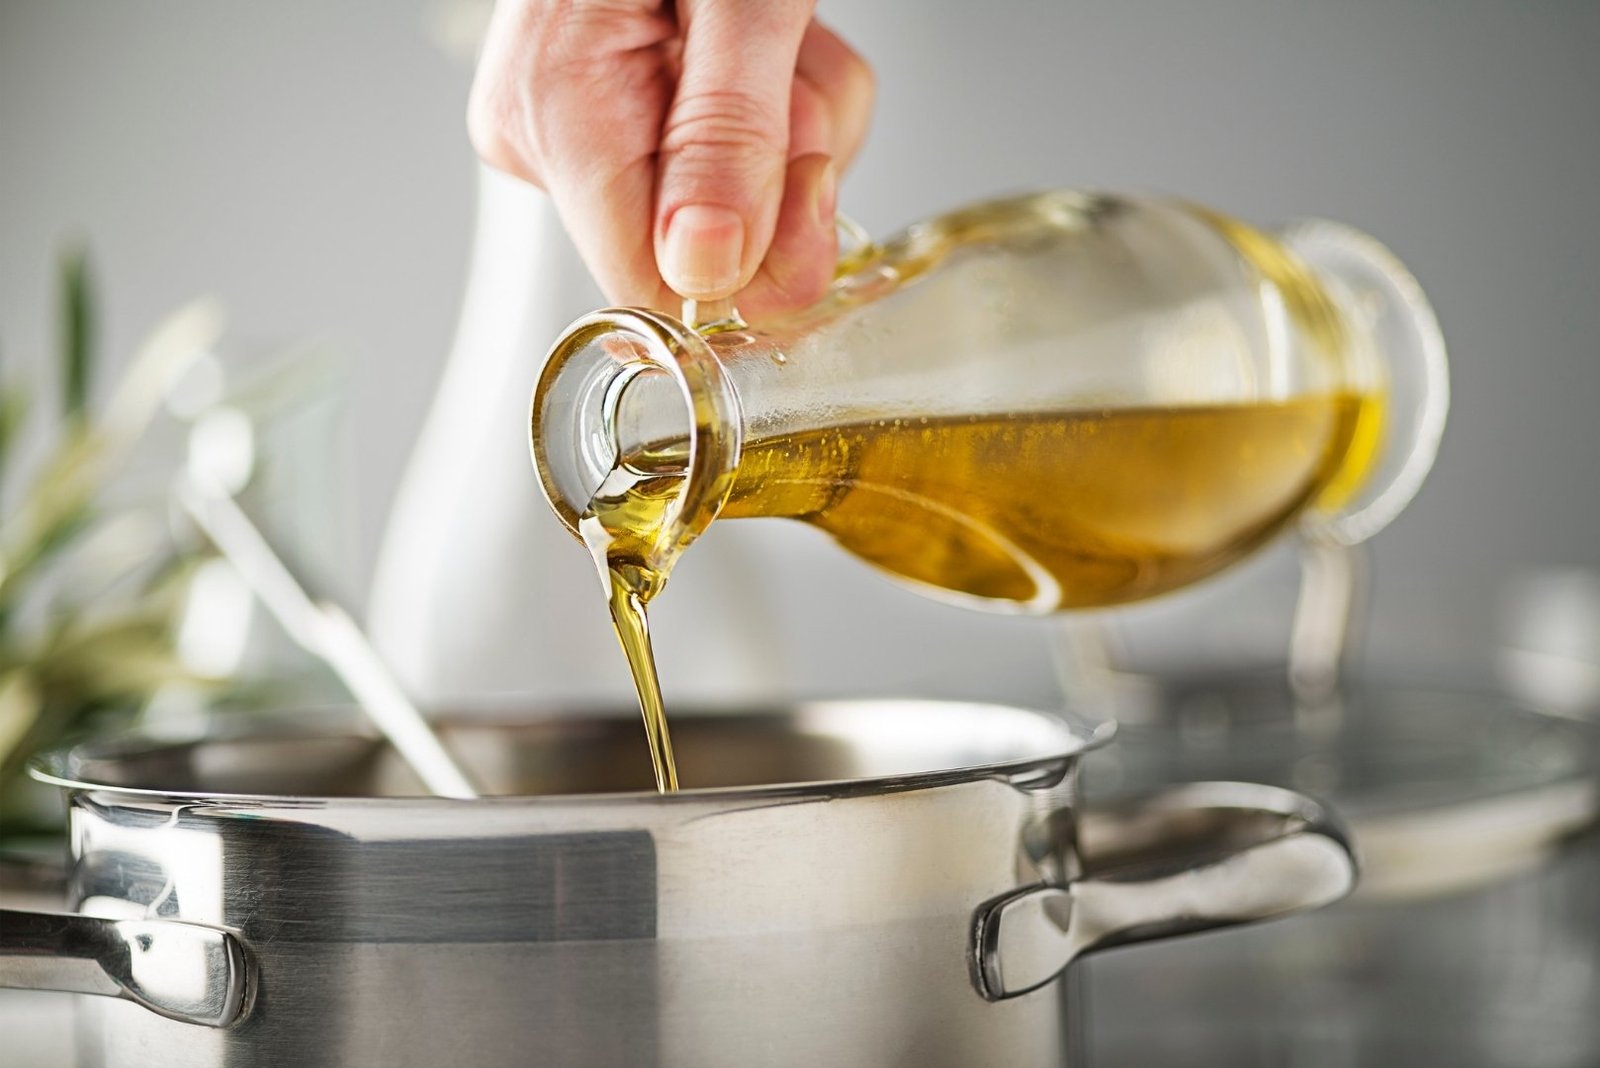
680,214 -> 877,333
1278,220 -> 1450,546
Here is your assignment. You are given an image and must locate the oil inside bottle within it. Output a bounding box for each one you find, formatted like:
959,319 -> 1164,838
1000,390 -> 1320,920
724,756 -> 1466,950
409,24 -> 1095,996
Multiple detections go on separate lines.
580,392 -> 1380,793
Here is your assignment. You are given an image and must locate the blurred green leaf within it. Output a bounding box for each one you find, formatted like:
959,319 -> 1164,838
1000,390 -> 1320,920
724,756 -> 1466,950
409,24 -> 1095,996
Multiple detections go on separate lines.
0,429 -> 102,618
0,671 -> 41,774
51,510 -> 172,609
1,253 -> 258,842
2,298 -> 225,607
0,382 -> 27,514
0,383 -> 26,472
59,244 -> 95,423
38,609 -> 215,703
102,298 -> 224,445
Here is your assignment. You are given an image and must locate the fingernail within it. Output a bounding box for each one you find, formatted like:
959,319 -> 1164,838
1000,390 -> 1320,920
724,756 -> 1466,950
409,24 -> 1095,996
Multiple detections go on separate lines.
815,160 -> 838,228
661,205 -> 745,298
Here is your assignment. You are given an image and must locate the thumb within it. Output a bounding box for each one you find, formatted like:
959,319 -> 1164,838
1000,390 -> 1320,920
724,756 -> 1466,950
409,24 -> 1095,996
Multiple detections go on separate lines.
655,1 -> 815,302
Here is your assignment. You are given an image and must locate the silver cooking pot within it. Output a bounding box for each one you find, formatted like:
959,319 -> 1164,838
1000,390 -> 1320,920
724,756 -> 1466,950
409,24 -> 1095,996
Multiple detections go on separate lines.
0,700 -> 1356,1067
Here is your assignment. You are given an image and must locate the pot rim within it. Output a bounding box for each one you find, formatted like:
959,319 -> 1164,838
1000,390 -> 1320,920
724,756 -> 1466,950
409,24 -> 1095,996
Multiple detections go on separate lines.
28,697 -> 1116,807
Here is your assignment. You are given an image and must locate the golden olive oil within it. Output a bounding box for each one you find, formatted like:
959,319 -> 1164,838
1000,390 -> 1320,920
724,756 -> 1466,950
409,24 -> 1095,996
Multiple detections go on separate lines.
582,393 -> 1379,793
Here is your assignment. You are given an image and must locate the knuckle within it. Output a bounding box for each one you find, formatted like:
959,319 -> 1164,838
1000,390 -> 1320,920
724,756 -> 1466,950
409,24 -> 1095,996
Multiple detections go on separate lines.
561,3 -> 647,36
662,90 -> 786,164
466,82 -> 543,184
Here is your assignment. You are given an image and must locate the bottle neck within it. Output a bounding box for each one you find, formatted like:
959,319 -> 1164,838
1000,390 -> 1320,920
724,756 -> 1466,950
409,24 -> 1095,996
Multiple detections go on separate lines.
532,307 -> 744,572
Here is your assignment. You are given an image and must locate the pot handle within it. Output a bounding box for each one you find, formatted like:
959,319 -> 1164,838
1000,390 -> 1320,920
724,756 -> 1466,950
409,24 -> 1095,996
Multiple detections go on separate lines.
971,781 -> 1356,1001
0,908 -> 250,1027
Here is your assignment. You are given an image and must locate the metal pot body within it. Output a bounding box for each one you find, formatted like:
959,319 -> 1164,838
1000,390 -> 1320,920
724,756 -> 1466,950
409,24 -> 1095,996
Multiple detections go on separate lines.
3,701 -> 1356,1068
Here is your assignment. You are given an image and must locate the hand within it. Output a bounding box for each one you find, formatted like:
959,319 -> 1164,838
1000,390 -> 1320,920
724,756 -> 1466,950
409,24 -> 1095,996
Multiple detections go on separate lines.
469,0 -> 874,320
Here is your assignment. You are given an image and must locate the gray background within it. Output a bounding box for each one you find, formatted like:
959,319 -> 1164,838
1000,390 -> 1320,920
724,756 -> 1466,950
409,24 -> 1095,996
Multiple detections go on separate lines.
2,0 -> 1597,692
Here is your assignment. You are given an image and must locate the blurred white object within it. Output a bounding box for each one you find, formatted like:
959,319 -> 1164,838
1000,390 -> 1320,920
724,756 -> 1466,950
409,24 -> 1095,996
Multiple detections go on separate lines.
1499,567 -> 1600,718
178,474 -> 478,797
187,405 -> 255,497
367,167 -> 784,709
176,557 -> 254,678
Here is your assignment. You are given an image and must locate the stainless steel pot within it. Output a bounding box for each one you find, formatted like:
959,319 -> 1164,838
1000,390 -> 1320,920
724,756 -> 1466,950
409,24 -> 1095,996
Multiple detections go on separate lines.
0,700 -> 1356,1067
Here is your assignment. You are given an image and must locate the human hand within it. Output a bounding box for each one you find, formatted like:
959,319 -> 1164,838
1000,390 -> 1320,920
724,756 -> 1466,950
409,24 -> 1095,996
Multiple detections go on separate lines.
469,0 -> 874,320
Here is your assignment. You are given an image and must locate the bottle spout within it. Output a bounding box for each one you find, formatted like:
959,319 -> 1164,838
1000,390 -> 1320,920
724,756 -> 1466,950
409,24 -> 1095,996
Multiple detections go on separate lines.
530,307 -> 742,553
